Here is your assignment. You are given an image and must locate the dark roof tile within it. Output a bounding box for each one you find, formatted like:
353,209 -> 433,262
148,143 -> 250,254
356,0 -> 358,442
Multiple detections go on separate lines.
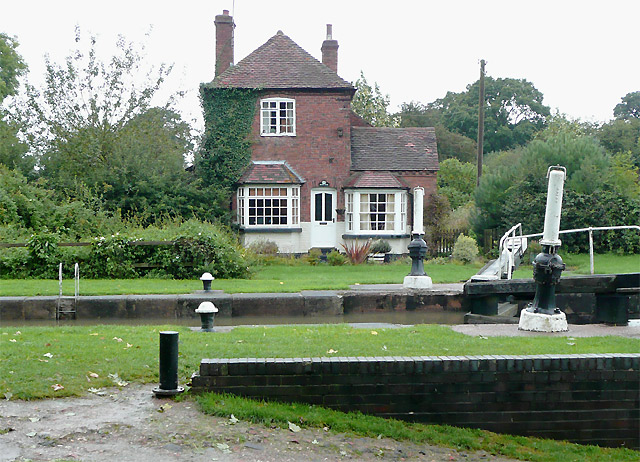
206,31 -> 354,90
344,171 -> 410,189
238,161 -> 305,184
351,127 -> 439,171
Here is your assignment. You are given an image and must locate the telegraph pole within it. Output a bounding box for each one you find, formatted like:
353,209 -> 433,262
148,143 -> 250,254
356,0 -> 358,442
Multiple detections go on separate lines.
477,59 -> 486,187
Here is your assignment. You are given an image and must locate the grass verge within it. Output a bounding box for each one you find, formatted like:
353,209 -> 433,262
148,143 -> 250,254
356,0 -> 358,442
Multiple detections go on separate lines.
196,392 -> 638,462
1,324 -> 637,399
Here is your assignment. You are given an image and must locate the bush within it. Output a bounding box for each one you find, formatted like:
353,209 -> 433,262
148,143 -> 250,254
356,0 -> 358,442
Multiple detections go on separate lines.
26,230 -> 61,278
452,234 -> 479,264
326,250 -> 347,266
301,248 -> 322,265
370,240 -> 392,254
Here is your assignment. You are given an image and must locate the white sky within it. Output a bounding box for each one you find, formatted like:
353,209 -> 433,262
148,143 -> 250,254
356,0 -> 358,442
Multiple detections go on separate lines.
3,0 -> 638,130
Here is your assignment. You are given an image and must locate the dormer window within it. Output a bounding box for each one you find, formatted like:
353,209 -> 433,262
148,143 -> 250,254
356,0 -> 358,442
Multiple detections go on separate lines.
261,98 -> 295,136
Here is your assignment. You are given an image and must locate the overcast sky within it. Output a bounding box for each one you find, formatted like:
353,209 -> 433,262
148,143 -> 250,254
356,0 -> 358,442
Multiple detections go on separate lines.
3,0 -> 638,129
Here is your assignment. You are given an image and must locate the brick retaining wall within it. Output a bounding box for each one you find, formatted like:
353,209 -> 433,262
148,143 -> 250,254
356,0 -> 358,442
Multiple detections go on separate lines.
190,354 -> 640,448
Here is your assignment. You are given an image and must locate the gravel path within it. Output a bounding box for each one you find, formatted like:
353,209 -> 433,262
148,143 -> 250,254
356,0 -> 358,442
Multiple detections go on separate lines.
0,385 -> 519,462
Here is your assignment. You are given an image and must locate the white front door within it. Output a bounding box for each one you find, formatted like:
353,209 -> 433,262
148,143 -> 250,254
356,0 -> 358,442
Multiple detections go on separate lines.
310,189 -> 337,248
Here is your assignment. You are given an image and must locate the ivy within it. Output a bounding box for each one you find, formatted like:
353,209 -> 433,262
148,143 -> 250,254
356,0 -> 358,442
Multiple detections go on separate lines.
197,87 -> 258,190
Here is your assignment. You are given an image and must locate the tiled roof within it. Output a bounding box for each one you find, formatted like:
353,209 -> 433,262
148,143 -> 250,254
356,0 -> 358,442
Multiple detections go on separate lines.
238,161 -> 305,184
343,171 -> 410,189
351,127 -> 439,171
206,31 -> 354,90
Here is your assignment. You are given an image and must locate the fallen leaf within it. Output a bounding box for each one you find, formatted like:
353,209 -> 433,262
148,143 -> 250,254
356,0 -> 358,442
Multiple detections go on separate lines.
26,432 -> 37,437
288,421 -> 301,433
51,384 -> 64,391
89,333 -> 99,336
125,343 -> 132,348
479,335 -> 488,340
113,337 -> 123,342
371,331 -> 378,335
326,349 -> 338,354
9,339 -> 16,343
4,392 -> 13,400
382,345 -> 387,351
89,372 -> 99,378
29,417 -> 40,422
43,353 -> 53,358
312,439 -> 319,445
216,443 -> 231,454
229,414 -> 239,424
340,450 -> 347,456
158,404 -> 172,413
567,342 -> 576,346
14,331 -> 21,335
38,359 -> 49,363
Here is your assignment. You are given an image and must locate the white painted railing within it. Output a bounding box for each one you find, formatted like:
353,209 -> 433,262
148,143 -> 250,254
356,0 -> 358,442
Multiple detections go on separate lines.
503,225 -> 640,278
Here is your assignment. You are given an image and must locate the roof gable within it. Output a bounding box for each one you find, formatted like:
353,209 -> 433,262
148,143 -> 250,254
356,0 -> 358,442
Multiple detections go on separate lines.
344,171 -> 409,189
206,31 -> 354,90
351,127 -> 439,171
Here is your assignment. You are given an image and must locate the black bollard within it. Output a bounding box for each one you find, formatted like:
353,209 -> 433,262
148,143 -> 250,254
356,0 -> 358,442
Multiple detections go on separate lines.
407,235 -> 428,276
530,246 -> 565,315
152,331 -> 184,397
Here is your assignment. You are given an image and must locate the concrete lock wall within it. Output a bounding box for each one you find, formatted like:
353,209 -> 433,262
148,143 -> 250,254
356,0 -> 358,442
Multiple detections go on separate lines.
190,354 -> 640,449
0,292 -> 466,321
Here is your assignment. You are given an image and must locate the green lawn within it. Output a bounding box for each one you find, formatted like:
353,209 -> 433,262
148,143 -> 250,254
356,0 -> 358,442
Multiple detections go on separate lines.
2,324 -> 637,400
2,324 -> 637,462
512,252 -> 639,279
0,260 -> 483,296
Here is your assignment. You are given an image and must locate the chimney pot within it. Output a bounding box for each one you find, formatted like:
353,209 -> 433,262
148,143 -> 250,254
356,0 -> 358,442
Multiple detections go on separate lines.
223,9 -> 229,15
326,24 -> 333,40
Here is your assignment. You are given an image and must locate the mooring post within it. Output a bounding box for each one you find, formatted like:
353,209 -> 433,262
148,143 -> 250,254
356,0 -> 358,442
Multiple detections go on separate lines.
152,331 -> 185,397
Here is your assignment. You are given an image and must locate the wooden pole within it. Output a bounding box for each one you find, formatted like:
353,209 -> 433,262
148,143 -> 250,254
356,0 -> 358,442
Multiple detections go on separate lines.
477,59 -> 485,187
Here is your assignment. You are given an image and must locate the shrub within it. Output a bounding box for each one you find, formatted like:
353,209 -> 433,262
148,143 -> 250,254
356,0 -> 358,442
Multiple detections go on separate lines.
452,234 -> 479,264
326,250 -> 347,266
26,230 -> 61,278
301,248 -> 322,265
341,239 -> 372,264
370,239 -> 391,254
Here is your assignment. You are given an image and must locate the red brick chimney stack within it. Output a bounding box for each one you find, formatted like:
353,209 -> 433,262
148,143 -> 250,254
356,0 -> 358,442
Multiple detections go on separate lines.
214,9 -> 234,77
321,24 -> 339,74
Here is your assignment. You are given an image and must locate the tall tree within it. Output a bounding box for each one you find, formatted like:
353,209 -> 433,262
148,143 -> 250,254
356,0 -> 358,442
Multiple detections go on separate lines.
14,29 -> 208,221
430,77 -> 550,153
0,33 -> 27,101
613,91 -> 640,120
351,71 -> 398,127
0,33 -> 31,174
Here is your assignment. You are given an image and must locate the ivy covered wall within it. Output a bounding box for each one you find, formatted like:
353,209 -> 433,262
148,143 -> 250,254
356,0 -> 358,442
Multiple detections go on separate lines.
196,87 -> 258,191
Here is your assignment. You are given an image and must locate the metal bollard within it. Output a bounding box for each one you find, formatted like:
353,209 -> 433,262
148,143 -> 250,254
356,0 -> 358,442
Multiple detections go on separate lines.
152,331 -> 185,397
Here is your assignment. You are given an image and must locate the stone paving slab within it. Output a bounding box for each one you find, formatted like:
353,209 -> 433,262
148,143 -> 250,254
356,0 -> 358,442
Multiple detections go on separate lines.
452,322 -> 640,338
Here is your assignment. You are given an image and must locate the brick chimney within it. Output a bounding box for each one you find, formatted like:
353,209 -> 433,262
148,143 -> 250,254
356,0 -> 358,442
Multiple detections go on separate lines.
214,9 -> 234,77
321,24 -> 339,73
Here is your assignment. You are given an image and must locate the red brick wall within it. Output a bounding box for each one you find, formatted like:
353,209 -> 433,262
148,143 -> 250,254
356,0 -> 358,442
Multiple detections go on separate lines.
250,90 -> 354,221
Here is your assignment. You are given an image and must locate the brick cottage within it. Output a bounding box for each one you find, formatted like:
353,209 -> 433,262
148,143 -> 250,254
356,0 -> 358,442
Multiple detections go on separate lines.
203,10 -> 438,255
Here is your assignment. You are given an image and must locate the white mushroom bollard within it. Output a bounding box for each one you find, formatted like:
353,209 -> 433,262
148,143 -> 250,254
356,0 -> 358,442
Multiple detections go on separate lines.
196,301 -> 219,331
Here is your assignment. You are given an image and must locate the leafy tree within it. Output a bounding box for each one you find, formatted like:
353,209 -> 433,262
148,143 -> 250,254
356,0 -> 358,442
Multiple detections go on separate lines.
613,91 -> 640,120
398,101 -> 476,163
473,133 -> 639,253
0,33 -> 27,101
430,76 -> 551,153
0,33 -> 30,174
14,29 -> 209,222
437,158 -> 476,209
351,71 -> 398,127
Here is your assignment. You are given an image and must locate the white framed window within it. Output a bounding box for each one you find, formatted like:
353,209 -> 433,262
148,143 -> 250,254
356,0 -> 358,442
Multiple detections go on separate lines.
344,190 -> 407,235
260,98 -> 295,136
237,185 -> 300,227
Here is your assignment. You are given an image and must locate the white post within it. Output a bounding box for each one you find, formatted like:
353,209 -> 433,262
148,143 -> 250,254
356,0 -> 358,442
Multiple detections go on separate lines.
412,187 -> 424,236
58,263 -> 63,297
540,167 -> 566,247
588,229 -> 594,275
74,263 -> 80,298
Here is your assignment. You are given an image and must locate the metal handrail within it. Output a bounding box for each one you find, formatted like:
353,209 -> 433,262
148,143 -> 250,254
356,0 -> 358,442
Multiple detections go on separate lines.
503,225 -> 640,276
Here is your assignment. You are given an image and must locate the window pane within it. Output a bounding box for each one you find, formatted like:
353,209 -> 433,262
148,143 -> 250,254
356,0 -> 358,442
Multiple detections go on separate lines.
324,193 -> 332,221
315,193 -> 323,221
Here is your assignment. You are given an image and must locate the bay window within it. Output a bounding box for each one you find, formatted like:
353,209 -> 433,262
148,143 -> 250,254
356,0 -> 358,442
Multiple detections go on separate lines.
345,190 -> 407,235
237,186 -> 300,228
